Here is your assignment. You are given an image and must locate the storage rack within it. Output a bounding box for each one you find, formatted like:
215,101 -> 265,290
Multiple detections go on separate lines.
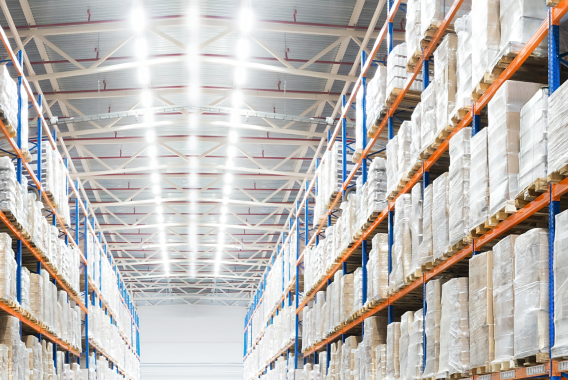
243,0 -> 568,379
0,23 -> 141,378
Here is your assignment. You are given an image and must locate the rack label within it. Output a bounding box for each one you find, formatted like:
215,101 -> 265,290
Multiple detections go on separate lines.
478,375 -> 491,380
526,365 -> 545,376
500,370 -> 515,379
559,361 -> 568,371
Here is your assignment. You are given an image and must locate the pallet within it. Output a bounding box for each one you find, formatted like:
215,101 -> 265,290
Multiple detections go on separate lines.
515,178 -> 548,208
406,47 -> 423,73
470,365 -> 491,376
547,0 -> 562,6
385,87 -> 422,109
420,259 -> 435,273
449,373 -> 469,380
404,268 -> 422,284
0,110 -> 16,138
548,163 -> 568,184
491,359 -> 517,373
447,239 -> 467,254
367,109 -> 387,138
485,204 -> 518,228
450,105 -> 472,127
515,353 -> 549,367
419,123 -> 455,161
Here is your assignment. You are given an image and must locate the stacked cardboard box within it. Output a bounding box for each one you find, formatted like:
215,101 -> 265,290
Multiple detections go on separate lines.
420,0 -> 471,37
410,104 -> 422,166
499,0 -> 547,54
419,184 -> 434,268
386,43 -> 423,101
407,309 -> 423,380
548,77 -> 568,175
405,0 -> 421,64
449,127 -> 471,247
454,13 -> 472,112
471,0 -> 501,88
553,210 -> 568,359
433,172 -> 449,262
469,128 -> 490,230
421,85 -> 436,153
386,322 -> 401,380
422,279 -> 443,379
367,233 -> 389,305
390,194 -> 412,293
399,312 -> 413,380
387,136 -> 399,196
469,251 -> 494,372
434,34 -> 458,136
410,183 -> 423,277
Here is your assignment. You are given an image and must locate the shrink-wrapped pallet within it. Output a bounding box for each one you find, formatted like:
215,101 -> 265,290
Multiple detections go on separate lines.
406,0 -> 421,63
30,273 -> 42,325
449,127 -> 471,247
398,121 -> 412,182
340,274 -> 354,323
488,81 -> 542,216
419,184 -> 433,268
422,279 -> 443,379
492,235 -> 518,366
387,136 -> 399,196
434,34 -> 458,135
355,85 -> 365,160
438,278 -> 469,377
553,210 -> 568,358
367,66 -> 387,133
410,183 -> 423,278
421,84 -> 436,152
548,77 -> 568,176
469,251 -> 494,371
420,0 -> 471,37
519,88 -> 548,193
21,267 -> 30,313
376,344 -> 387,380
471,0 -> 501,89
342,336 -> 360,380
399,311 -> 413,380
469,128 -> 489,230
386,322 -> 401,380
514,228 -> 549,360
408,309 -> 423,380
410,104 -> 422,166
0,233 -> 15,303
362,316 -> 387,380
334,271 -> 342,328
352,268 -> 363,316
367,233 -> 389,304
499,0 -> 547,52
0,66 -> 18,130
390,194 -> 411,293
432,172 -> 449,261
387,43 -> 423,99
454,13 -> 473,111
368,157 -> 388,215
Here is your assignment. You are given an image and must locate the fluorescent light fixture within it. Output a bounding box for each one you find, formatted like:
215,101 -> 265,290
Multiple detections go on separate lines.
221,206 -> 228,214
157,214 -> 164,223
232,90 -> 243,107
222,197 -> 229,205
236,39 -> 249,60
234,66 -> 246,85
131,8 -> 145,32
240,9 -> 254,33
223,185 -> 232,195
229,130 -> 239,144
152,185 -> 160,194
224,173 -> 233,184
135,38 -> 148,59
145,130 -> 155,143
151,172 -> 160,183
156,205 -> 163,214
141,90 -> 152,107
138,66 -> 150,84
219,225 -> 226,232
155,197 -> 162,205
220,214 -> 227,223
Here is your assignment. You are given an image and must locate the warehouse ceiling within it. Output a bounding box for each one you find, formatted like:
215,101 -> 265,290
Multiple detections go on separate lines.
0,0 -> 403,307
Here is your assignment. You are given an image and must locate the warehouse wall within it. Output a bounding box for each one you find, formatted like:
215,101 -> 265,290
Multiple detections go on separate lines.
139,303 -> 246,380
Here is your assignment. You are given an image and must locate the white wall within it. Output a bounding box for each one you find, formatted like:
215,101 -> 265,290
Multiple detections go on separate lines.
139,303 -> 246,380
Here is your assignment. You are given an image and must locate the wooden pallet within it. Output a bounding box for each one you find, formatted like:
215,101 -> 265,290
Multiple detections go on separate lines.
404,268 -> 422,284
515,353 -> 549,367
419,123 -> 455,161
367,109 -> 388,138
491,359 -> 517,373
385,87 -> 422,109
470,365 -> 491,376
515,178 -> 548,208
449,373 -> 469,380
447,239 -> 467,254
0,110 -> 16,138
547,0 -> 562,6
420,259 -> 435,273
485,204 -> 518,228
406,47 -> 423,73
548,163 -> 568,184
450,105 -> 472,127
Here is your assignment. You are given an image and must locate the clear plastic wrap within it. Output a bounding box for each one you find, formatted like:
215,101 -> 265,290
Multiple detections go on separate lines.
499,0 -> 547,52
432,172 -> 449,261
390,194 -> 411,293
408,309 -> 423,380
438,278 -> 469,377
342,336 -> 360,380
406,0 -> 421,63
387,43 -> 423,99
422,279 -> 443,379
420,0 -> 471,37
398,121 -> 412,183
367,233 -> 389,304
355,87 -> 365,160
399,311 -> 413,380
488,81 -> 542,216
471,0 -> 501,88
410,183 -> 423,278
548,79 -> 568,175
410,104 -> 422,166
469,251 -> 494,369
368,157 -> 388,215
340,273 -> 354,323
420,84 -> 436,152
553,210 -> 568,358
352,268 -> 362,317
418,184 -> 433,268
434,34 -> 458,135
362,316 -> 387,380
449,127 -> 471,246
376,344 -> 387,380
513,228 -> 549,359
519,88 -> 548,193
386,322 -> 401,380
492,235 -> 518,365
387,136 -> 399,196
469,128 -> 489,230
367,66 -> 387,134
454,13 -> 473,111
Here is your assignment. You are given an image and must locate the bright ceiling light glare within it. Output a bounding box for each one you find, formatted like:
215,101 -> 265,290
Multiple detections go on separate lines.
240,8 -> 254,33
141,90 -> 152,107
160,233 -> 166,243
234,66 -> 246,85
227,145 -> 237,158
223,185 -> 232,195
138,65 -> 150,85
229,130 -> 239,144
221,206 -> 228,214
224,173 -> 233,184
219,225 -> 226,232
147,145 -> 156,158
231,112 -> 240,126
131,8 -> 145,32
157,214 -> 164,223
232,90 -> 243,107
155,197 -> 162,205
222,197 -> 229,205
236,39 -> 249,60
135,38 -> 148,59
145,130 -> 155,143
187,7 -> 199,30
152,185 -> 160,194
151,172 -> 160,183
220,214 -> 227,223
156,205 -> 163,214
189,113 -> 198,129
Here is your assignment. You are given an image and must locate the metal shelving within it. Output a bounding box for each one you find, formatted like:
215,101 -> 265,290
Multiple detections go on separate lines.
244,0 -> 568,378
